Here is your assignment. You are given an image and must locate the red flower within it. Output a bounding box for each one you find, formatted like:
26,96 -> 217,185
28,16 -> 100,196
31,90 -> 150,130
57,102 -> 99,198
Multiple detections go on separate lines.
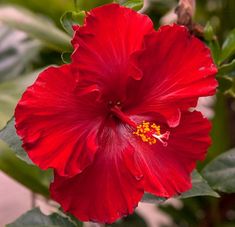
15,3 -> 217,224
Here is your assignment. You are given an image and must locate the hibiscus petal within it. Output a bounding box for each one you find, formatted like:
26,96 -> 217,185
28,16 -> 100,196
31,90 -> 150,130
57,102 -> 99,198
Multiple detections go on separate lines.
71,3 -> 153,100
50,124 -> 144,224
126,24 -> 217,126
133,111 -> 211,197
15,65 -> 104,177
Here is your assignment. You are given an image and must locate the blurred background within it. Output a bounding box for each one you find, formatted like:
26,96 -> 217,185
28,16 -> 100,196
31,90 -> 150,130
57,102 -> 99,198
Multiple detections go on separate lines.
0,0 -> 235,226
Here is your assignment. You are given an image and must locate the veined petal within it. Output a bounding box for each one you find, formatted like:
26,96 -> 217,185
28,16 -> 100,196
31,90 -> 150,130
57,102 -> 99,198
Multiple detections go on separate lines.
15,65 -> 104,177
50,124 -> 144,224
126,24 -> 217,126
71,3 -> 153,100
133,111 -> 211,197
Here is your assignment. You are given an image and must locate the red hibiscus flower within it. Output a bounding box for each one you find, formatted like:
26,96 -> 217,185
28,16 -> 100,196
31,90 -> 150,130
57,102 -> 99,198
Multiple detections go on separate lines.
15,3 -> 217,224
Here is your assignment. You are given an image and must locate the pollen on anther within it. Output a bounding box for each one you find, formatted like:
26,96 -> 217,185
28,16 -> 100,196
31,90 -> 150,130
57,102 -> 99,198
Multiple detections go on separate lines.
133,121 -> 170,146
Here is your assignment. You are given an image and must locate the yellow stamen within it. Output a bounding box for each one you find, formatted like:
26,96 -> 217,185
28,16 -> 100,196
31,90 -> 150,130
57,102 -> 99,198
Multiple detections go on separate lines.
133,121 -> 170,146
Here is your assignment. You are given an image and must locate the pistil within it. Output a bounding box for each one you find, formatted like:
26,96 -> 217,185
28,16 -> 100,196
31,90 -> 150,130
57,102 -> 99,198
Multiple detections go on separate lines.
110,105 -> 170,146
110,105 -> 137,128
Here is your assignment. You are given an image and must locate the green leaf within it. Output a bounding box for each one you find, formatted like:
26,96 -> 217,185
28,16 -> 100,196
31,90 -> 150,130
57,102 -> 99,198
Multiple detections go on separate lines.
204,22 -> 214,41
61,52 -> 72,64
227,77 -> 235,97
141,193 -> 166,204
217,75 -> 233,94
0,6 -> 71,52
110,212 -> 147,227
221,28 -> 235,63
179,170 -> 219,199
60,11 -> 85,36
218,59 -> 235,77
66,214 -> 83,227
202,148 -> 235,193
76,0 -> 113,11
0,144 -> 51,197
0,26 -> 41,82
0,118 -> 31,163
0,0 -> 74,26
208,40 -> 221,66
142,170 -> 219,202
217,76 -> 235,98
0,69 -> 40,129
122,0 -> 144,11
7,208 -> 77,227
203,22 -> 221,65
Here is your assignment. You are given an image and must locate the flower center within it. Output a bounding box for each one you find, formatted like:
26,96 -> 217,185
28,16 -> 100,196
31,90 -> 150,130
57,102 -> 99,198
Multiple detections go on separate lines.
133,121 -> 170,146
110,105 -> 170,146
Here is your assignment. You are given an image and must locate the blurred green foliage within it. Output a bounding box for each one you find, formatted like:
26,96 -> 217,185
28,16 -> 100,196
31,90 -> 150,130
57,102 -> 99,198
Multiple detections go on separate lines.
0,0 -> 74,27
7,208 -> 79,227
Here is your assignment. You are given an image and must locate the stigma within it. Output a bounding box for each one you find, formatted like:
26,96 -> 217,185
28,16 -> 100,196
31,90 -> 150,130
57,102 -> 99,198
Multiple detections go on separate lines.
133,121 -> 170,146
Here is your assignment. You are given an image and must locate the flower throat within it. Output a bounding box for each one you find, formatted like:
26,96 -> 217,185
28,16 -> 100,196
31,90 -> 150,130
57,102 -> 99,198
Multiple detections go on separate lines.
110,104 -> 170,146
